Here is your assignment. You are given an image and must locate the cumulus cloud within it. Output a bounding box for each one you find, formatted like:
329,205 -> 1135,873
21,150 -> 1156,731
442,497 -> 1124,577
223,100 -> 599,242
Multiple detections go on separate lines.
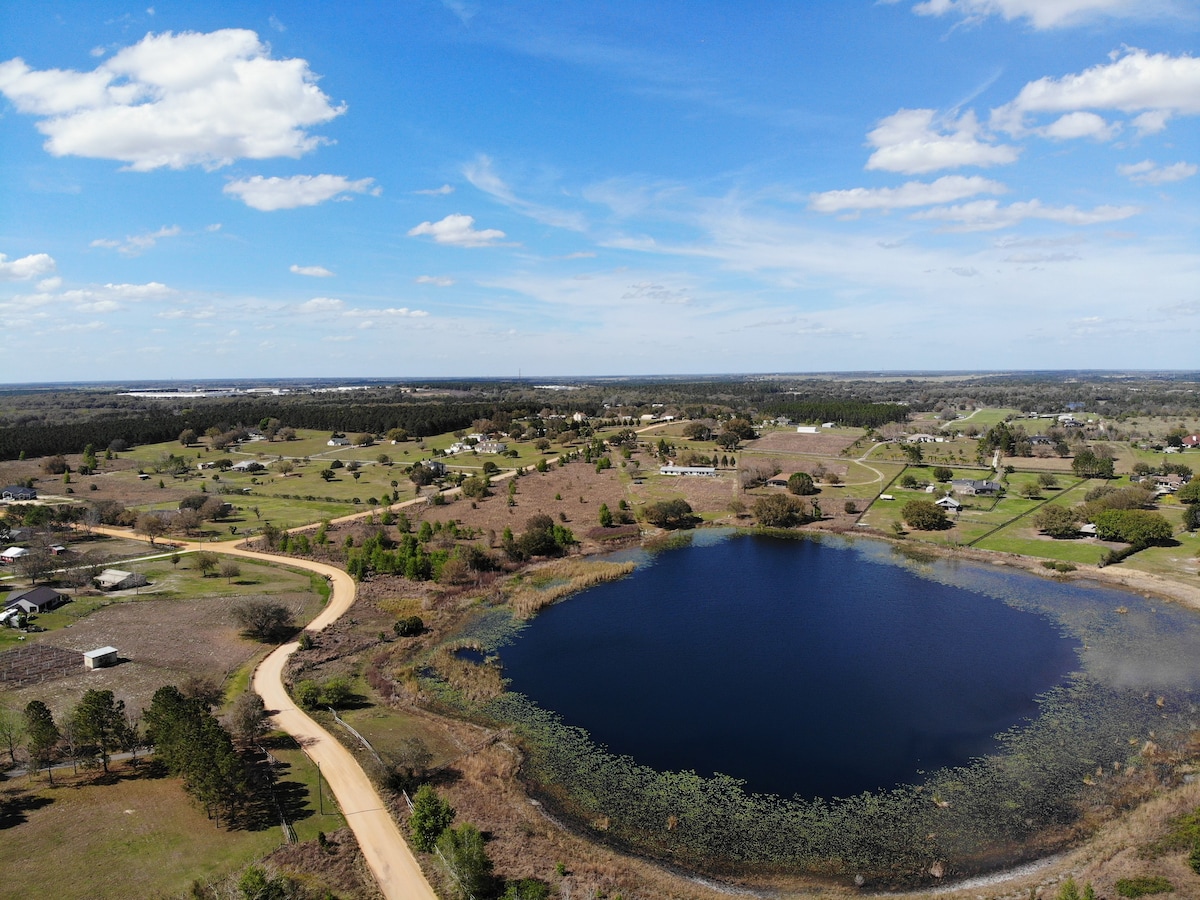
1040,111 -> 1120,141
912,198 -> 1139,231
299,297 -> 344,313
893,0 -> 1179,29
809,175 -> 1006,212
1118,159 -> 1197,185
415,275 -> 454,286
290,264 -> 334,277
992,49 -> 1200,136
866,109 -> 1019,174
407,213 -> 507,247
224,174 -> 380,211
0,29 -> 346,170
0,252 -> 56,280
90,224 -> 181,255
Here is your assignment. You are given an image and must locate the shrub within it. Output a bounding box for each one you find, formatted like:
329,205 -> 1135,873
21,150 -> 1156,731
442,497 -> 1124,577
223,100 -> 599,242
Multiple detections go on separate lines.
642,499 -> 695,529
1115,876 -> 1173,897
394,615 -> 424,637
295,680 -> 321,709
409,784 -> 454,852
787,472 -> 817,495
753,494 -> 808,527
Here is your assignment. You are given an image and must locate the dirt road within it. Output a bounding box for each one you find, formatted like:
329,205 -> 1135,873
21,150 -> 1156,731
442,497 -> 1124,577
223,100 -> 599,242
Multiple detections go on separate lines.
83,526 -> 439,900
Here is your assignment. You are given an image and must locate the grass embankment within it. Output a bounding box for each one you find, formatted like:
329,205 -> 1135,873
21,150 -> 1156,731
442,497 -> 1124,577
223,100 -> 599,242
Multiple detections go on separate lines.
504,559 -> 637,618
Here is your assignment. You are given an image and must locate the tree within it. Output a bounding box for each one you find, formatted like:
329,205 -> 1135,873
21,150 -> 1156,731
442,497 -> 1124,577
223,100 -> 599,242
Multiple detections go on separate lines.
1072,448 -> 1115,479
460,476 -> 490,499
1184,503 -> 1200,532
295,680 -> 322,709
136,512 -> 168,545
227,692 -> 269,746
902,443 -> 924,465
597,503 -> 613,527
24,700 -> 60,782
1038,472 -> 1060,490
1032,505 -> 1080,538
394,615 -> 424,637
322,677 -> 353,708
436,823 -> 495,900
176,507 -> 202,536
237,865 -> 289,900
932,466 -> 953,482
901,500 -> 950,531
201,496 -> 228,521
410,784 -> 455,852
194,551 -> 219,577
219,560 -> 242,583
1177,479 -> 1200,504
320,468 -> 335,482
1094,509 -> 1173,546
231,600 -> 294,642
753,494 -> 808,527
787,472 -> 817,495
642,499 -> 695,529
71,689 -> 127,774
179,428 -> 197,446
0,705 -> 24,767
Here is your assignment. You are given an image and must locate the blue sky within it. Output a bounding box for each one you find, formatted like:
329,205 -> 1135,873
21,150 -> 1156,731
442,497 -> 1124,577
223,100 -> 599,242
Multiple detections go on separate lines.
1,1 -> 1198,380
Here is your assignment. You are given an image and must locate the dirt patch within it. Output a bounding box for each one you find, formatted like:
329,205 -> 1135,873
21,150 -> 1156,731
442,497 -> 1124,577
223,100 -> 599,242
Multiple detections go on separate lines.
0,643 -> 82,688
266,828 -> 381,899
746,430 -> 858,457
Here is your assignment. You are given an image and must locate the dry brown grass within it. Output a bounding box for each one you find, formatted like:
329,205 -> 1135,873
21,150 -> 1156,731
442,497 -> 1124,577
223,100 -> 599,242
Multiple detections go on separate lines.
505,559 -> 636,618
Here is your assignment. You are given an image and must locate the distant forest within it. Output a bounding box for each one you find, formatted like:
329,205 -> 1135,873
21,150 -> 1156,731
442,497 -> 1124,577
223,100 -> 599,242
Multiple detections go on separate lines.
0,373 -> 1197,460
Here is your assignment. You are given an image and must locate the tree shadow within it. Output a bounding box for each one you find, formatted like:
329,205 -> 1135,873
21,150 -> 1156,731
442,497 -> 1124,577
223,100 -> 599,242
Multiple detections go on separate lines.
0,788 -> 54,829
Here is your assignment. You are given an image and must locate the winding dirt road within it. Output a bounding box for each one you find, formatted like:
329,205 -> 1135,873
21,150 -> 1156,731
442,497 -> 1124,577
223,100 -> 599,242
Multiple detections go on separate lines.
86,526 -> 438,900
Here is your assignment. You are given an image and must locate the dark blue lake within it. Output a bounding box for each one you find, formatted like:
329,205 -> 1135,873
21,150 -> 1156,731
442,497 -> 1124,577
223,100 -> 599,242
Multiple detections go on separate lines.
501,534 -> 1082,800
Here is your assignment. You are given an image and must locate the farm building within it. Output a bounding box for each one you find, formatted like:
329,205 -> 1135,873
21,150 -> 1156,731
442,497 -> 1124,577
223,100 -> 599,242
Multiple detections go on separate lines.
1,547 -> 29,564
83,646 -> 119,670
950,479 -> 1002,496
4,586 -> 67,614
95,569 -> 149,591
327,436 -> 350,446
660,465 -> 717,477
935,496 -> 962,510
796,426 -> 820,434
1,485 -> 37,501
229,460 -> 265,472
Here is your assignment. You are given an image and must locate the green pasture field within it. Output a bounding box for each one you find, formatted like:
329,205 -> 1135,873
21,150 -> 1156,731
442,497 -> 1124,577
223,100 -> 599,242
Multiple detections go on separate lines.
974,532 -> 1113,565
0,766 -> 292,900
1117,534 -> 1200,588
944,407 -> 1022,430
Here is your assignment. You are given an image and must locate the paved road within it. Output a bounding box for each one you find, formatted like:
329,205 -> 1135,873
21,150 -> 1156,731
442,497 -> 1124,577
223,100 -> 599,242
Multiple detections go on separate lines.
82,525 -> 439,900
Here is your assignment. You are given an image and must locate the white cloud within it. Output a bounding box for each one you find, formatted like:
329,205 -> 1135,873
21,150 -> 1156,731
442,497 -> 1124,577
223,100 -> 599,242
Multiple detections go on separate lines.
0,29 -> 346,171
299,297 -> 344,313
866,109 -> 1019,174
224,174 -> 380,211
416,275 -> 455,286
37,276 -> 62,291
407,213 -> 507,247
1040,111 -> 1120,141
992,49 -> 1200,136
0,252 -> 56,280
290,264 -> 335,277
1118,159 -> 1197,185
415,184 -> 454,195
90,224 -> 181,255
345,307 -> 429,318
898,0 -> 1180,29
912,198 -> 1139,231
809,175 -> 1006,213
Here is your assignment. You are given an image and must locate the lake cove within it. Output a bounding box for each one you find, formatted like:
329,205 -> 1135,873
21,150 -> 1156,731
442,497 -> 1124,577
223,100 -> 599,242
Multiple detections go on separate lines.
465,532 -> 1200,885
502,532 -> 1081,799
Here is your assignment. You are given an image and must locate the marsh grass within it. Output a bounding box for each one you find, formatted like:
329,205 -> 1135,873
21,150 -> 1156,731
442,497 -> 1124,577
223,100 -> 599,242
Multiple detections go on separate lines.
506,560 -> 636,618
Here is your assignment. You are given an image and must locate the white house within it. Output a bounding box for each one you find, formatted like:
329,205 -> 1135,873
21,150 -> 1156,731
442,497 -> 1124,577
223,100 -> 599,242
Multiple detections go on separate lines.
660,465 -> 717,477
327,436 -> 350,446
477,441 -> 507,454
935,496 -> 962,511
95,569 -> 149,591
796,426 -> 820,434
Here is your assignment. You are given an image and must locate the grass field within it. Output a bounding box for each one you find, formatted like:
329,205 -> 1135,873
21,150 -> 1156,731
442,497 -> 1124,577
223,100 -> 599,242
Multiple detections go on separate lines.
0,765 -> 291,900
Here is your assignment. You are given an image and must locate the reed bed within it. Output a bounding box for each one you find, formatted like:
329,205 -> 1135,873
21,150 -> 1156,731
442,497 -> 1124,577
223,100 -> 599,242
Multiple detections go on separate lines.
506,560 -> 636,618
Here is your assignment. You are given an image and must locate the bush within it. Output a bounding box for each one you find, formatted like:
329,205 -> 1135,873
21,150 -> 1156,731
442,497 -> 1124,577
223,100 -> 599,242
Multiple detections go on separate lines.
321,676 -> 353,708
409,784 -> 454,852
295,680 -> 321,709
231,600 -> 295,642
394,615 -> 424,637
641,499 -> 695,529
787,472 -> 817,495
901,500 -> 949,531
1115,876 -> 1173,897
753,494 -> 808,527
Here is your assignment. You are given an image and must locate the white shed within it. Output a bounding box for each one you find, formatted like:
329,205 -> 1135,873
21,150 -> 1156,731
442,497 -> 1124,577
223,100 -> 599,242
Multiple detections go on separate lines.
84,646 -> 119,669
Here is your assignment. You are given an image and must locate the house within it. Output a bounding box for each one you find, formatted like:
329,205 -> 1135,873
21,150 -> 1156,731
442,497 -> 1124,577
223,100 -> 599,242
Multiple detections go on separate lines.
660,465 -> 717,477
950,479 -> 1002,496
229,460 -> 265,472
421,459 -> 447,476
796,426 -> 820,434
1,485 -> 37,501
95,569 -> 149,591
1182,435 -> 1200,448
0,546 -> 29,564
935,496 -> 962,511
327,436 -> 350,446
907,433 -> 945,443
4,586 -> 67,614
766,475 -> 791,488
477,441 -> 507,454
83,646 -> 119,670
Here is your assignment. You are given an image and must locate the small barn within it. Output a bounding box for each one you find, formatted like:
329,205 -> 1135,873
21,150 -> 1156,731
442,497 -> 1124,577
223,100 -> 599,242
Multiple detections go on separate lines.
95,569 -> 149,591
1,546 -> 29,564
83,646 -> 119,670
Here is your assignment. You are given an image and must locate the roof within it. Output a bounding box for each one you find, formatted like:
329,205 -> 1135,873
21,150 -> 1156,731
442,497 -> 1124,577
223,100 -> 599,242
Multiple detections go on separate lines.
83,646 -> 119,660
1,546 -> 29,557
1,485 -> 36,498
5,585 -> 65,609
